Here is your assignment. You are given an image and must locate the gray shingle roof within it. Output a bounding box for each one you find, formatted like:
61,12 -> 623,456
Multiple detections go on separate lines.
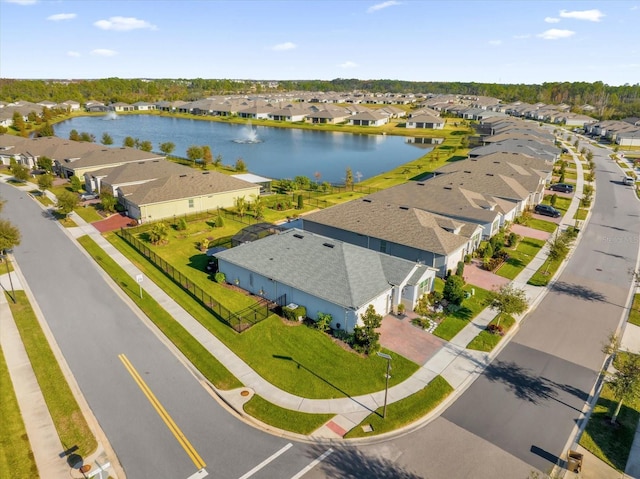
215,229 -> 421,309
303,198 -> 470,255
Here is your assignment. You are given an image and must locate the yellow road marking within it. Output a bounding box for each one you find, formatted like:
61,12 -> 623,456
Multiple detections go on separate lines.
118,354 -> 206,470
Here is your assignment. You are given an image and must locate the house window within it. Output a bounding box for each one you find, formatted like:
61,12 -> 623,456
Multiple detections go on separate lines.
379,240 -> 387,253
188,199 -> 194,208
419,277 -> 432,295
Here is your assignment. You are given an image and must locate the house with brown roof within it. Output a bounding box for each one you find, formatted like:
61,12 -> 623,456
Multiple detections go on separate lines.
302,197 -> 482,277
406,113 -> 445,129
117,168 -> 260,223
306,107 -> 351,124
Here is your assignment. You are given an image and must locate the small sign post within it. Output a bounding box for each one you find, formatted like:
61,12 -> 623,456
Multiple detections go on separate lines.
135,274 -> 143,298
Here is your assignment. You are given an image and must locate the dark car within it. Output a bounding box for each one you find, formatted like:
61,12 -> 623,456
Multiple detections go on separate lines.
549,183 -> 574,193
534,204 -> 561,218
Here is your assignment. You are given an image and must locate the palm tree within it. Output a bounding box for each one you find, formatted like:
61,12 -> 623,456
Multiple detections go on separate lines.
251,194 -> 264,220
235,196 -> 247,217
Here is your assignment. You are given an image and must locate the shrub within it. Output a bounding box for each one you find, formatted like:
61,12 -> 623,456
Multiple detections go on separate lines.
215,215 -> 224,227
443,275 -> 465,306
282,304 -> 306,322
508,232 -> 520,247
455,261 -> 465,278
297,194 -> 304,209
464,254 -> 471,264
487,324 -> 504,336
213,272 -> 225,283
315,312 -> 332,332
176,218 -> 188,231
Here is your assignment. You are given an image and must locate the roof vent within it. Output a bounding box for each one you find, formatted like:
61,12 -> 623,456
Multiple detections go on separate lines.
464,171 -> 471,174
293,233 -> 304,239
399,206 -> 409,210
486,173 -> 494,176
417,182 -> 425,186
322,242 -> 335,248
202,171 -> 210,175
443,186 -> 452,190
362,198 -> 372,203
179,174 -> 187,177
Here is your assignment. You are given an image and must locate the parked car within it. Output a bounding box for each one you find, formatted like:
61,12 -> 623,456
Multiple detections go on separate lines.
534,204 -> 561,218
80,193 -> 98,201
549,183 -> 574,193
623,176 -> 635,186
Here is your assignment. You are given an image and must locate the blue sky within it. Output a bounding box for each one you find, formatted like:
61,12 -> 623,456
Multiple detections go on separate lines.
1,0 -> 638,85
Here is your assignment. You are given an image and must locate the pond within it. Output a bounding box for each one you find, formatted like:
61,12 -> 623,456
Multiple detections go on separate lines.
52,115 -> 431,183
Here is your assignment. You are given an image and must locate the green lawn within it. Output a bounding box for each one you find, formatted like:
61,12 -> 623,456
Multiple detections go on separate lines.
496,237 -> 546,279
97,234 -> 421,399
574,208 -> 589,220
6,291 -> 97,457
524,218 -> 558,233
344,376 -> 453,438
74,204 -> 104,223
0,344 -> 38,479
433,285 -> 492,341
579,352 -> 640,471
629,294 -> 640,327
466,314 -> 516,352
527,256 -> 563,287
243,395 -> 334,435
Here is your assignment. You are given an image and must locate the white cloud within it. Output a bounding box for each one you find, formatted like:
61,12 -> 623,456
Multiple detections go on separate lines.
559,9 -> 605,22
271,42 -> 296,51
537,29 -> 575,40
488,40 -> 502,46
94,16 -> 157,31
544,17 -> 560,23
67,51 -> 81,57
47,13 -> 76,21
91,49 -> 117,57
513,34 -> 531,39
5,0 -> 37,5
340,61 -> 359,68
367,1 -> 400,13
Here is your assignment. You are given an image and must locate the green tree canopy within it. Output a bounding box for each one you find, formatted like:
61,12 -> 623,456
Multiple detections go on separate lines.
443,275 -> 465,306
57,190 -> 79,217
0,219 -> 21,253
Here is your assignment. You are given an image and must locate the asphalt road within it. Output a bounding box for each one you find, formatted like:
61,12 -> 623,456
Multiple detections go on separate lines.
0,183 -> 333,479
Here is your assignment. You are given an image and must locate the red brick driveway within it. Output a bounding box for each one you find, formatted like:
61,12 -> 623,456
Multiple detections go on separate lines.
379,312 -> 445,365
92,213 -> 134,233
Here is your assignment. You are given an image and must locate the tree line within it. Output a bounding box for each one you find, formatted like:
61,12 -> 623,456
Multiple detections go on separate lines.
1,78 -> 638,120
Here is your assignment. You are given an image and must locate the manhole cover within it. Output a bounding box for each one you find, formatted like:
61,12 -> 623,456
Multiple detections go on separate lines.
240,390 -> 250,397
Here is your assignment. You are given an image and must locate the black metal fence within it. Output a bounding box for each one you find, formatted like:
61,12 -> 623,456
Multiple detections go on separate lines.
119,227 -> 282,332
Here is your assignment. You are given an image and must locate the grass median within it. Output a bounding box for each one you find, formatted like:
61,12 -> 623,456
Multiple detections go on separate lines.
466,314 -> 516,352
6,290 -> 97,457
0,342 -> 38,479
344,376 -> 453,438
242,395 -> 334,435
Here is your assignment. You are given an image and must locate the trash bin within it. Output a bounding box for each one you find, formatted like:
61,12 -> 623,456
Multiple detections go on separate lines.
567,450 -> 583,473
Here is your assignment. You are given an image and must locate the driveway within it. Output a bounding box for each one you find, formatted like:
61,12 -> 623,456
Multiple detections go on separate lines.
510,224 -> 553,242
462,259 -> 510,291
92,213 -> 134,233
379,312 -> 445,365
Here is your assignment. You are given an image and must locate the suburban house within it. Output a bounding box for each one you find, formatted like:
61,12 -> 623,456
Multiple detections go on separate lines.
214,228 -> 438,332
431,152 -> 552,214
348,110 -> 389,126
268,106 -> 309,122
406,113 -> 445,129
117,168 -> 260,223
468,138 -> 561,162
302,198 -> 481,277
366,181 -> 505,241
306,107 -> 352,124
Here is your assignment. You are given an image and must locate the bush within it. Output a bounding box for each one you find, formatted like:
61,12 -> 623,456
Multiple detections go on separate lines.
455,261 -> 465,278
443,275 -> 465,306
213,272 -> 225,283
315,312 -> 332,332
487,324 -> 504,336
464,254 -> 471,264
508,232 -> 520,247
176,218 -> 188,231
215,215 -> 224,227
282,304 -> 306,322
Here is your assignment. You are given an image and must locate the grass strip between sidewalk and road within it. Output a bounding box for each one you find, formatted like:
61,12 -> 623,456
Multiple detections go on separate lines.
628,294 -> 640,327
78,235 -> 242,390
0,342 -> 38,479
242,395 -> 334,435
344,375 -> 453,438
466,314 -> 516,352
5,290 -> 97,458
579,352 -> 640,472
527,257 -> 563,287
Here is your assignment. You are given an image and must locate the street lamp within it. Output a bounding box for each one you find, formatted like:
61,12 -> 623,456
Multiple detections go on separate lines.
376,351 -> 392,419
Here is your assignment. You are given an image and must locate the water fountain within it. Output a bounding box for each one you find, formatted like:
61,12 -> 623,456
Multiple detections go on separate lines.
103,111 -> 119,120
233,121 -> 262,143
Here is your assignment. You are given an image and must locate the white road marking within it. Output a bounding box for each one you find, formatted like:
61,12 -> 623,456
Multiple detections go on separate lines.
238,443 -> 294,479
186,469 -> 208,479
290,448 -> 334,479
